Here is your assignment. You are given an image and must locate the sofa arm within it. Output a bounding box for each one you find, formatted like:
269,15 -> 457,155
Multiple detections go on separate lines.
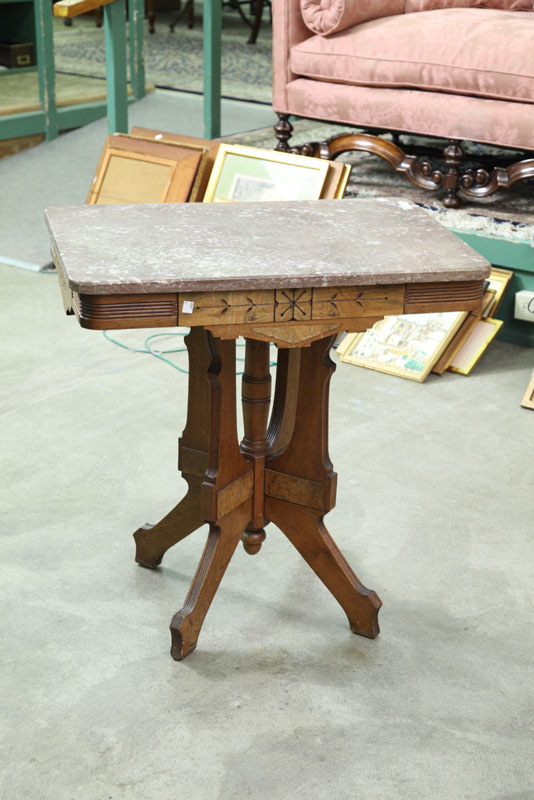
273,0 -> 312,113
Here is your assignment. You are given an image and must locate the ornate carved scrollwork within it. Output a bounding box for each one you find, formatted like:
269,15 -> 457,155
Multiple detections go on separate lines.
273,116 -> 534,206
459,160 -> 534,199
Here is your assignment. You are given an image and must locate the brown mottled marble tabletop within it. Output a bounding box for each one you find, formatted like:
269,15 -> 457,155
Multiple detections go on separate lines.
46,198 -> 490,295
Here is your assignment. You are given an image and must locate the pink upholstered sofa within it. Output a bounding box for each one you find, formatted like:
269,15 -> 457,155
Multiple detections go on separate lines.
273,0 -> 534,206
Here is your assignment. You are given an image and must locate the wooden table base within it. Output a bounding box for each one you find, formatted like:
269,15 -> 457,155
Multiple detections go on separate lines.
134,328 -> 381,660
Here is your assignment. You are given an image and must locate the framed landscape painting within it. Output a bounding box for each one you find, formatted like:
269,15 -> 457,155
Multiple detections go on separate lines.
202,144 -> 330,203
338,312 -> 467,382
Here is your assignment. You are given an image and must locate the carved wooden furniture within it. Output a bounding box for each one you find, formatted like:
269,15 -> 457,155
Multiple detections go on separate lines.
272,0 -> 534,207
46,198 -> 490,660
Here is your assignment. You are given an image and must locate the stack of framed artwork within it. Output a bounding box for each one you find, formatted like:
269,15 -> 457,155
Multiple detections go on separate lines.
337,267 -> 513,382
201,144 -> 350,202
86,133 -> 351,205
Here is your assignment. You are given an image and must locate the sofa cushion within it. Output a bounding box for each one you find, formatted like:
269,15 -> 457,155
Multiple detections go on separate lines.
286,79 -> 534,149
407,1 -> 531,10
291,8 -> 534,104
300,0 -> 404,36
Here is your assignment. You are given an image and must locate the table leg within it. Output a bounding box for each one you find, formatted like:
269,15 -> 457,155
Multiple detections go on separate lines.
170,334 -> 253,659
240,339 -> 271,555
267,500 -> 380,637
170,501 -> 251,659
247,0 -> 264,43
133,476 -> 204,568
133,327 -> 211,568
265,336 -> 382,638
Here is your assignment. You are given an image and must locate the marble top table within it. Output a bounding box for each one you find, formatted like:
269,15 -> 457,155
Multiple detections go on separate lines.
46,198 -> 489,348
47,198 -> 490,660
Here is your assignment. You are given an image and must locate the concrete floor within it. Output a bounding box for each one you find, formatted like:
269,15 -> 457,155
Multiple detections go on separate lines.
1,260 -> 534,799
2,89 -> 534,799
0,89 -> 276,269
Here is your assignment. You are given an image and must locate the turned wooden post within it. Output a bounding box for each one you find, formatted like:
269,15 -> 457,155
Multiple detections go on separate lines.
274,113 -> 294,152
240,339 -> 272,554
442,139 -> 464,208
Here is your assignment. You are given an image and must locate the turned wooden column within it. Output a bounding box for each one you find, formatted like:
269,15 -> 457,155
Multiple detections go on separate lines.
442,140 -> 464,209
240,339 -> 272,554
274,113 -> 294,152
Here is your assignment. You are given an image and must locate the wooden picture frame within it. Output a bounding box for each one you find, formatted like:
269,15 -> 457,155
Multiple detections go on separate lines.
202,144 -> 330,203
130,130 -> 350,200
432,288 -> 496,375
483,267 -> 513,318
86,133 -> 208,205
449,317 -> 504,375
130,128 -> 221,201
337,312 -> 467,382
321,162 -> 351,199
520,372 -> 534,410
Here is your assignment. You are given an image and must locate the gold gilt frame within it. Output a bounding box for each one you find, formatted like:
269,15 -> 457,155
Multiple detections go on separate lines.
483,267 -> 513,318
202,143 -> 331,203
449,317 -> 504,375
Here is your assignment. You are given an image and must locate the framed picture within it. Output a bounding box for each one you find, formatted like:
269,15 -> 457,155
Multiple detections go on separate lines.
432,288 -> 496,375
521,372 -> 534,410
202,144 -> 330,203
337,312 -> 467,382
483,267 -> 513,318
321,162 -> 351,199
449,318 -> 504,375
86,134 -> 208,205
130,127 -> 221,201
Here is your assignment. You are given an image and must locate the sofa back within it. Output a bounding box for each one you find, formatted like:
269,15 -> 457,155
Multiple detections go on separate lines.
408,1 -> 530,9
301,0 -> 532,36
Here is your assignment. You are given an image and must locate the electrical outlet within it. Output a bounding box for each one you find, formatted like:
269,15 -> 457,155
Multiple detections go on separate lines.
514,290 -> 534,323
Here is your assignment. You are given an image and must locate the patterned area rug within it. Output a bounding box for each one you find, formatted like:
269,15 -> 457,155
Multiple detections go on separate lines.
233,120 -> 534,241
53,12 -> 273,104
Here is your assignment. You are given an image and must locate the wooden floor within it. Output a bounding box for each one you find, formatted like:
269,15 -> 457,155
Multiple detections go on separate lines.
0,71 -> 133,116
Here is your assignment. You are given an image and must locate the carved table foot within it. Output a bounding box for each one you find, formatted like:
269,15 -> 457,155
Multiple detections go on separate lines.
265,335 -> 381,638
133,327 -> 212,569
170,500 -> 251,660
133,475 -> 204,568
267,498 -> 381,638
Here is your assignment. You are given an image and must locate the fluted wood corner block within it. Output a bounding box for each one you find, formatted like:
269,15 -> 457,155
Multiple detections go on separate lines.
404,280 -> 485,314
72,292 -> 178,330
